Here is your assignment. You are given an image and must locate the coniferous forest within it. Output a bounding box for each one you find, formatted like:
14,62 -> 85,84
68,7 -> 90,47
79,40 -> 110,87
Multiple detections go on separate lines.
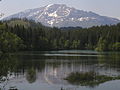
0,18 -> 120,53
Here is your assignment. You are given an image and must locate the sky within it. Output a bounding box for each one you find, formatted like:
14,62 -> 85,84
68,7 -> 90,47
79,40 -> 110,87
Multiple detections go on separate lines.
0,0 -> 120,19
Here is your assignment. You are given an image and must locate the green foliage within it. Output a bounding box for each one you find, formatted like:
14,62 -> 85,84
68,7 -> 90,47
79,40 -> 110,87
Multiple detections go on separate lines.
1,19 -> 120,52
71,40 -> 80,49
64,40 -> 70,49
0,22 -> 24,53
65,72 -> 96,83
7,19 -> 30,28
0,31 -> 24,53
112,42 -> 120,51
65,72 -> 120,86
95,37 -> 107,51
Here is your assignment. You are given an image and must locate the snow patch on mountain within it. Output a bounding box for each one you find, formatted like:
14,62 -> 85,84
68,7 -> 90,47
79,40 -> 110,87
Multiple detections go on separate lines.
3,4 -> 120,28
47,20 -> 54,26
78,17 -> 96,21
48,11 -> 58,17
46,4 -> 54,9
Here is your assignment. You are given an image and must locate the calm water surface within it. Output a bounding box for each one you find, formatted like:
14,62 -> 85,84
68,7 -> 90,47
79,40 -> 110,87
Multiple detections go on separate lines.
0,50 -> 120,90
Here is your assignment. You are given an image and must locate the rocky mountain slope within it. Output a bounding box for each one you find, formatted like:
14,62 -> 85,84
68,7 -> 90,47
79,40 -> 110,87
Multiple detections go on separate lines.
4,4 -> 120,28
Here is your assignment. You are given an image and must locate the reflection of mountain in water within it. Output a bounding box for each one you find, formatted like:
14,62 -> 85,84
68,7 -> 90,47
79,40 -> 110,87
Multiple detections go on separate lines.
0,50 -> 120,89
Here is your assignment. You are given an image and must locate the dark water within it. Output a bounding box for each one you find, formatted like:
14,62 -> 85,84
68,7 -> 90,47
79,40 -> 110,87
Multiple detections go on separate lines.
0,50 -> 120,90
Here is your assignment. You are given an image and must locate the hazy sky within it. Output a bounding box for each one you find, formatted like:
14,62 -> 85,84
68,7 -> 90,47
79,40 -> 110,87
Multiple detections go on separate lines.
0,0 -> 120,19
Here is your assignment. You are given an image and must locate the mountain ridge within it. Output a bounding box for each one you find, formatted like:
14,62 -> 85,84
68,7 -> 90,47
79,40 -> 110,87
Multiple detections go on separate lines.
3,4 -> 120,28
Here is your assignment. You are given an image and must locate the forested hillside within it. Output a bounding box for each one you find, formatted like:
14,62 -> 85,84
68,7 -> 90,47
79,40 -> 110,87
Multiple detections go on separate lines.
0,19 -> 120,53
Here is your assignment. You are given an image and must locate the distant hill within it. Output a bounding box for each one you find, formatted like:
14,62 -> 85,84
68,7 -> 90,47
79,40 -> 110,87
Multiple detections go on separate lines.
4,18 -> 47,29
3,4 -> 120,28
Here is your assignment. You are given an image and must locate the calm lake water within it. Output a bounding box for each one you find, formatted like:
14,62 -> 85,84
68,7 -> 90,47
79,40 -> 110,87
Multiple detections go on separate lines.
0,50 -> 120,90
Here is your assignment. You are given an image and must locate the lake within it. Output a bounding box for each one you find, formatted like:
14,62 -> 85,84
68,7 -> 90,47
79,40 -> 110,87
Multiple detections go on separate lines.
0,50 -> 120,90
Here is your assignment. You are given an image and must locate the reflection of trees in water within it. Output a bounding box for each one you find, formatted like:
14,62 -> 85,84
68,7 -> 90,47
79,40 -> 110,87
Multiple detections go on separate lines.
0,54 -> 18,78
0,52 -> 120,89
97,52 -> 120,68
0,54 -> 19,90
0,54 -> 46,89
44,53 -> 120,82
26,67 -> 36,83
45,56 -> 99,73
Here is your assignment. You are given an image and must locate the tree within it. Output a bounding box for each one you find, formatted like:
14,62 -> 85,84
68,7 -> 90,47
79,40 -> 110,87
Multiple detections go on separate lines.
1,19 -> 120,51
112,42 -> 120,51
71,40 -> 80,49
64,40 -> 70,49
0,28 -> 24,53
95,37 -> 107,51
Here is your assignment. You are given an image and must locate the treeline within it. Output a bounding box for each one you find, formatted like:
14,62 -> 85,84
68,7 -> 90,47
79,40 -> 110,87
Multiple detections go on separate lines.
0,19 -> 120,53
0,21 -> 24,53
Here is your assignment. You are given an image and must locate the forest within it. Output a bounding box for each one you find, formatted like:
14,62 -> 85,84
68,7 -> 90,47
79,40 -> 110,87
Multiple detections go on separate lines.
0,18 -> 120,53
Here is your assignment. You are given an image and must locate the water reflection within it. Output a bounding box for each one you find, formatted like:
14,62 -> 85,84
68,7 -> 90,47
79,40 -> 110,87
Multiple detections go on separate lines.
0,54 -> 19,90
0,50 -> 120,90
26,67 -> 36,83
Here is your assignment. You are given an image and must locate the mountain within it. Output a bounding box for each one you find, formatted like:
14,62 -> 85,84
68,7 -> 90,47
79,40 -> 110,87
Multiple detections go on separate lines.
3,4 -> 120,28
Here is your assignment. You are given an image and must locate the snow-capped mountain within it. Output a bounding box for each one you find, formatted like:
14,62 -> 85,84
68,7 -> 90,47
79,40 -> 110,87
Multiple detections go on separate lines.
4,4 -> 120,28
